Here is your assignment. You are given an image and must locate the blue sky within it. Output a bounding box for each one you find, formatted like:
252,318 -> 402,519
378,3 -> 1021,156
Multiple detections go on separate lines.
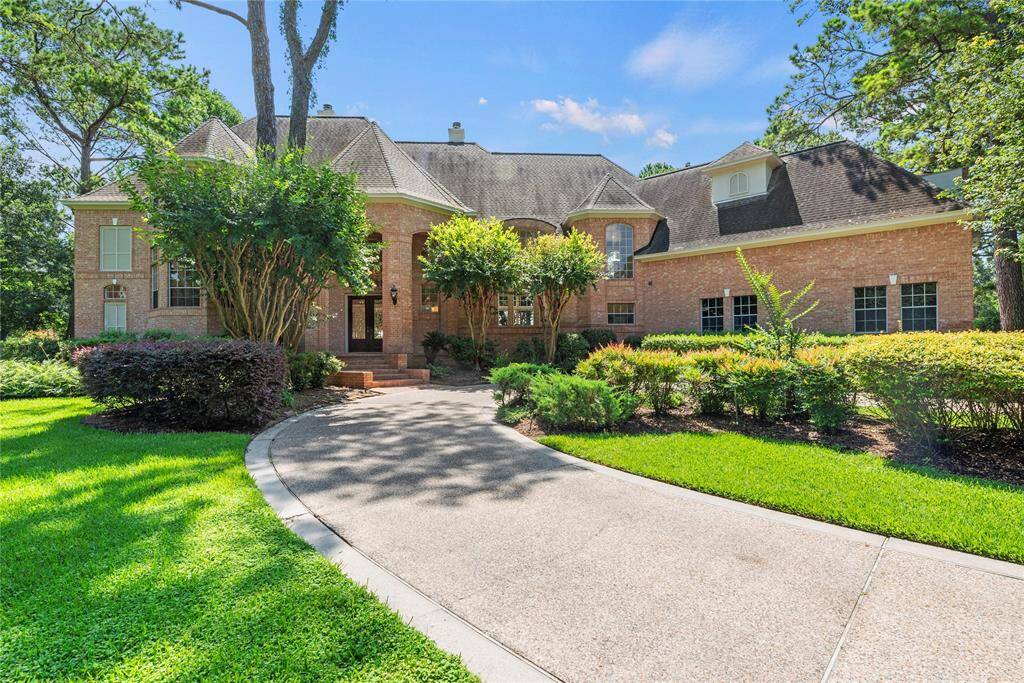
148,1 -> 823,174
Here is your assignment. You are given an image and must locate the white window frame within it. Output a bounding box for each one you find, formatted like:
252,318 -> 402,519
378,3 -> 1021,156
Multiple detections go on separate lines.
605,223 -> 634,280
103,284 -> 127,332
607,302 -> 635,326
496,292 -> 534,327
168,261 -> 200,307
99,226 -> 132,272
729,171 -> 749,197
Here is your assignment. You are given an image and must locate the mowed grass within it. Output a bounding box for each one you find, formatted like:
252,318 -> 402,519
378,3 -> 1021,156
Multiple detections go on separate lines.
0,398 -> 476,681
539,430 -> 1024,563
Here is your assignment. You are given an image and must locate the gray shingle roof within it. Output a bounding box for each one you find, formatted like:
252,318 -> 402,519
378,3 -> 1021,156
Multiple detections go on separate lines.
634,141 -> 962,254
330,123 -> 468,211
175,117 -> 253,161
397,142 -> 634,226
231,115 -> 371,164
705,141 -> 776,169
568,174 -> 659,217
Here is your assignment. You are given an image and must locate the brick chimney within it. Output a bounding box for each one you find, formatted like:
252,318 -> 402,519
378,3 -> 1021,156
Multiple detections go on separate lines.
448,121 -> 464,144
317,104 -> 336,117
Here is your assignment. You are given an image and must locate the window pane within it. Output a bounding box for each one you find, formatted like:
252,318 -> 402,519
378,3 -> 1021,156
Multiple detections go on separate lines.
854,285 -> 887,333
420,284 -> 438,313
168,261 -> 200,307
605,223 -> 634,279
104,302 -> 126,332
900,282 -> 938,331
701,297 -> 724,333
607,303 -> 635,325
733,295 -> 757,331
351,299 -> 366,339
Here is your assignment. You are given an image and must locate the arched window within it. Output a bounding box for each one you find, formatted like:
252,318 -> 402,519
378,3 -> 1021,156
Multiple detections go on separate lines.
103,284 -> 127,332
605,223 -> 634,279
729,171 -> 748,197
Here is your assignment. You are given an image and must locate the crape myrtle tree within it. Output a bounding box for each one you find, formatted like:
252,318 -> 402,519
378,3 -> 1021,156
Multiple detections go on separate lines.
761,0 -> 1024,329
523,229 -> 606,363
419,216 -> 522,366
127,150 -> 379,350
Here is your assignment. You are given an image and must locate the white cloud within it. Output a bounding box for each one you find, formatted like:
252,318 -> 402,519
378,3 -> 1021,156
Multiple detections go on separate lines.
627,22 -> 742,90
478,97 -> 488,105
682,118 -> 765,136
531,97 -> 646,136
344,101 -> 369,116
749,55 -> 795,82
646,128 -> 678,148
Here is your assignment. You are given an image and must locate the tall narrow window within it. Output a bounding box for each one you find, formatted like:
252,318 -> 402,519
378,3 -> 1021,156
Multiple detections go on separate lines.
729,172 -> 748,197
607,303 -> 635,325
901,282 -> 937,331
99,226 -> 132,271
420,283 -> 439,313
168,261 -> 200,307
701,297 -> 724,332
733,295 -> 758,331
605,223 -> 634,279
496,292 -> 534,327
854,286 -> 887,333
150,247 -> 159,309
103,284 -> 127,332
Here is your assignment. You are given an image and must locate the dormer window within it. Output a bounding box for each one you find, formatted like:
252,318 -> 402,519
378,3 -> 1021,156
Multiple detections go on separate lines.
729,172 -> 748,197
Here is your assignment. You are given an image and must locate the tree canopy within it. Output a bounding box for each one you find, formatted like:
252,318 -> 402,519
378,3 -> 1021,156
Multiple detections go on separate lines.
638,162 -> 677,179
128,150 -> 378,349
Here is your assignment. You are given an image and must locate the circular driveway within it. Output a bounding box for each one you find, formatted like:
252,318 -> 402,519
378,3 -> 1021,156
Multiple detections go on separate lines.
269,386 -> 1024,682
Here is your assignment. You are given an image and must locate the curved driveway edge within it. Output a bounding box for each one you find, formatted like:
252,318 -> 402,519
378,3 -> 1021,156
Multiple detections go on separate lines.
245,408 -> 556,683
255,387 -> 1024,682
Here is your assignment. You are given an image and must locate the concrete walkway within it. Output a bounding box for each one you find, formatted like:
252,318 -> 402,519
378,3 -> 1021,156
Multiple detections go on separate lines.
267,386 -> 1024,682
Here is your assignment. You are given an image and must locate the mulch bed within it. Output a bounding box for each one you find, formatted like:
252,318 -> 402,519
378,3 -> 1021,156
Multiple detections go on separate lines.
428,368 -> 490,386
513,409 -> 1024,488
82,385 -> 376,435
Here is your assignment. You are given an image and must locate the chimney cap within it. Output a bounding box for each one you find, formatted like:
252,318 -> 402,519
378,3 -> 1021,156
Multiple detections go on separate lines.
317,103 -> 336,116
451,121 -> 462,128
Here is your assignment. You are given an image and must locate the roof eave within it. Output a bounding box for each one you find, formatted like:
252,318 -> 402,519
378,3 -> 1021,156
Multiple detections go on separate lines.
364,191 -> 473,215
564,208 -> 663,222
635,209 -> 972,262
703,151 -> 781,174
63,198 -> 132,209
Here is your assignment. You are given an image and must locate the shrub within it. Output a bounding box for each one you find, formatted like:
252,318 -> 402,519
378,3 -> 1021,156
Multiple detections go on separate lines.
623,334 -> 645,349
487,362 -> 556,406
529,373 -> 638,431
496,404 -> 532,426
681,349 -> 747,415
61,330 -> 140,359
1,330 -> 62,361
794,347 -> 856,433
76,339 -> 288,429
580,328 -> 617,350
643,331 -> 857,355
554,332 -> 590,372
422,331 -> 448,364
287,351 -> 344,391
725,356 -> 792,421
0,360 -> 83,398
846,331 -> 1024,444
426,363 -> 451,379
630,349 -> 689,413
141,328 -> 193,341
576,343 -> 638,389
447,335 -> 496,369
510,338 -> 545,364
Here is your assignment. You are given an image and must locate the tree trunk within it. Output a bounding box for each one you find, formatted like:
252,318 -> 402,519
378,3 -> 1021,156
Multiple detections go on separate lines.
78,136 -> 92,193
994,226 -> 1024,330
247,1 -> 277,152
282,0 -> 341,149
288,73 -> 313,149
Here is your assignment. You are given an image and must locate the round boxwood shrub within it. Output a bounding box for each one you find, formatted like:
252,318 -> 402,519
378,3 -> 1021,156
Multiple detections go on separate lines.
529,373 -> 638,431
76,339 -> 288,430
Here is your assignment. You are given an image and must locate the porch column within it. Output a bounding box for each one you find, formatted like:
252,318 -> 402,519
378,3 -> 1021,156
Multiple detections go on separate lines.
381,234 -> 414,364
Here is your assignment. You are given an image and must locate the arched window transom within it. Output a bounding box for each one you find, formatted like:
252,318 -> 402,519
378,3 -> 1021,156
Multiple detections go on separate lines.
605,223 -> 634,280
729,171 -> 749,197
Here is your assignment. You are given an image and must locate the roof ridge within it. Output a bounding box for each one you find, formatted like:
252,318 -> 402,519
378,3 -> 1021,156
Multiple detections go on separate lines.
779,139 -> 850,157
605,175 -> 655,209
368,122 -> 399,191
378,125 -> 468,209
636,162 -> 710,181
328,122 -> 374,167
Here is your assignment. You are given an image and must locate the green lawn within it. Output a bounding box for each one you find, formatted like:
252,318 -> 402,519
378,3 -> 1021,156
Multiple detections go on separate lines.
0,398 -> 476,681
539,430 -> 1024,563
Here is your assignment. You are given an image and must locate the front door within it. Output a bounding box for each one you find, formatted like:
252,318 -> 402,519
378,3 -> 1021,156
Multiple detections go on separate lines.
348,296 -> 383,352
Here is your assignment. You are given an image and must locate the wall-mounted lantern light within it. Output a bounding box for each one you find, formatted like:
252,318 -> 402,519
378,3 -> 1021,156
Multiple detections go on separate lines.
889,273 -> 898,285
389,283 -> 399,305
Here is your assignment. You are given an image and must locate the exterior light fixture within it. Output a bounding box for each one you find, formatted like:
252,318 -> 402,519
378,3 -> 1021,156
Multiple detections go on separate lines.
889,273 -> 898,285
723,288 -> 731,297
111,276 -> 118,285
389,283 -> 398,305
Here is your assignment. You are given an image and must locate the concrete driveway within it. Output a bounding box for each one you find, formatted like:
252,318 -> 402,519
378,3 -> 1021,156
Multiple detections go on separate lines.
269,386 -> 1024,682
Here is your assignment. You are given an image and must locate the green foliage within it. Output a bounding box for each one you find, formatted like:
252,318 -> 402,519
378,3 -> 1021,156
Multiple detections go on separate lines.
576,343 -> 638,388
510,338 -> 546,364
422,331 -> 449,364
495,404 -> 532,426
0,143 -> 73,336
529,373 -> 638,431
539,429 -> 1024,563
642,331 -> 856,354
846,332 -> 1024,444
287,351 -> 344,392
554,332 -> 590,372
0,399 -> 476,679
724,356 -> 793,421
487,363 -> 557,407
638,161 -> 677,178
0,360 -> 82,398
755,106 -> 844,154
576,344 -> 689,413
129,149 -> 377,349
623,335 -> 645,349
580,328 -> 617,350
419,215 -> 522,352
446,335 -> 496,369
1,330 -> 62,361
426,363 -> 451,379
681,350 -> 746,415
735,248 -> 818,358
793,347 -> 857,433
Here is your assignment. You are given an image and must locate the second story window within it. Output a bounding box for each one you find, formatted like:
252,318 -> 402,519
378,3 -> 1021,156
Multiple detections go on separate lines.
168,261 -> 200,307
605,223 -> 633,279
99,226 -> 132,271
150,247 -> 159,309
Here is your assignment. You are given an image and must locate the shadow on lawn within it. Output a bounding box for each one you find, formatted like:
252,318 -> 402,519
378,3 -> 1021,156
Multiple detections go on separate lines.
1,404 -> 470,680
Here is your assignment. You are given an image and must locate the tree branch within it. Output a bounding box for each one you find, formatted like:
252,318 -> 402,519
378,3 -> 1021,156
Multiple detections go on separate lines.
179,0 -> 248,27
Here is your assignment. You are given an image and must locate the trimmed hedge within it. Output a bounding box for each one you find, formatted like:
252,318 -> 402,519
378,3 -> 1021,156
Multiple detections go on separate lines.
0,360 -> 83,398
642,331 -> 858,355
846,332 -> 1024,443
794,347 -> 857,433
577,344 -> 689,413
287,351 -> 344,391
76,339 -> 288,429
530,373 -> 637,431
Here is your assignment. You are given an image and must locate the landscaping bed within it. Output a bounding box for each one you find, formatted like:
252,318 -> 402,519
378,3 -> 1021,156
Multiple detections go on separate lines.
0,398 -> 476,680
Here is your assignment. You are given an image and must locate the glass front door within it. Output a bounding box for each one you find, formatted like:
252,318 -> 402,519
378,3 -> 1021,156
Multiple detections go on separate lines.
348,296 -> 383,352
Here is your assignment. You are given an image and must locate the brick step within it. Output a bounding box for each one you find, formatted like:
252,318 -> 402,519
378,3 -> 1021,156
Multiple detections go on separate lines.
328,368 -> 429,389
367,378 -> 424,388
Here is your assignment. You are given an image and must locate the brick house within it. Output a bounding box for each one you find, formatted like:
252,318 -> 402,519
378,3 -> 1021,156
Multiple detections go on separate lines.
66,111 -> 972,370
